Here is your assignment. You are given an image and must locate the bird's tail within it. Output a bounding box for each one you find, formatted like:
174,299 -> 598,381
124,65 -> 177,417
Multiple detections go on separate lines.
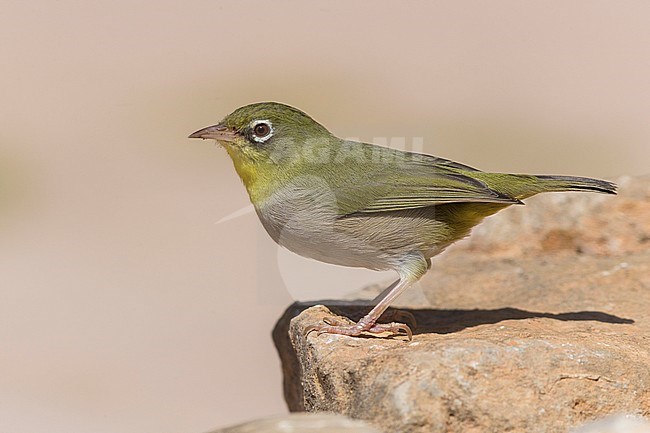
468,172 -> 617,201
532,175 -> 617,195
513,174 -> 617,200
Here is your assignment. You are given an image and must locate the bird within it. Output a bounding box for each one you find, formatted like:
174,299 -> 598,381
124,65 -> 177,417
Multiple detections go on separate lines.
189,102 -> 616,339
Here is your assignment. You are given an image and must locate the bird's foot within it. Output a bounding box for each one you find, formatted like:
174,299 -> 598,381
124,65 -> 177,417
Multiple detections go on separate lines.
381,309 -> 417,330
304,316 -> 412,340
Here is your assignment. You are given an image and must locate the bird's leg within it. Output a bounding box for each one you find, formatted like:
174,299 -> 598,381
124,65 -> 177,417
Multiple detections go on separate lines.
370,278 -> 400,304
305,256 -> 428,340
364,279 -> 417,328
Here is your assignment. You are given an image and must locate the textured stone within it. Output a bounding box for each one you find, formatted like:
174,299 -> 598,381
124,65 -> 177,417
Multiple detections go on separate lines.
275,176 -> 650,433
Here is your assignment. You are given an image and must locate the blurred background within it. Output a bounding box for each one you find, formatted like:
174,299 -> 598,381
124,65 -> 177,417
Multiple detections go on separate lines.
1,1 -> 648,432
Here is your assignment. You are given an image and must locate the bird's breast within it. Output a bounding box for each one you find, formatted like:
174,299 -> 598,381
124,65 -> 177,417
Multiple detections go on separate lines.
252,175 -> 394,270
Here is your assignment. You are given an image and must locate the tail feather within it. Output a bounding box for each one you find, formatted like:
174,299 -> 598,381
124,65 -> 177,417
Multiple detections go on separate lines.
533,175 -> 617,196
466,172 -> 617,201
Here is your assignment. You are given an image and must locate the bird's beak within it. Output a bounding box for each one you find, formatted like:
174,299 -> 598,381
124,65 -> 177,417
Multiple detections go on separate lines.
188,124 -> 238,142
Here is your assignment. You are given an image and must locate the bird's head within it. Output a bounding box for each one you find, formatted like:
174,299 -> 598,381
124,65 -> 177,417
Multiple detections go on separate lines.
189,102 -> 334,166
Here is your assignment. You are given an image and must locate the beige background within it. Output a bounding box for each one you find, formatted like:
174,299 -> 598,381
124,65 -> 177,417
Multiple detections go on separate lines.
1,1 -> 648,432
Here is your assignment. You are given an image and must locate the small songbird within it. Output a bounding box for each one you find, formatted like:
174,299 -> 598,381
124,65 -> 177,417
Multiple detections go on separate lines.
189,102 -> 616,339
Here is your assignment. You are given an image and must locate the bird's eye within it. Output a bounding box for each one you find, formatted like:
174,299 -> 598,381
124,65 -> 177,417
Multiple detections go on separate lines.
254,123 -> 270,137
250,120 -> 273,143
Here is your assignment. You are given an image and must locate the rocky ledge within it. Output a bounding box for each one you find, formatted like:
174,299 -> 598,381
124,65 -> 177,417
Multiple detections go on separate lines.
273,176 -> 650,433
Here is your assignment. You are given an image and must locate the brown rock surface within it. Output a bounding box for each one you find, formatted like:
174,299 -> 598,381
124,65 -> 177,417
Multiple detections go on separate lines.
274,176 -> 650,433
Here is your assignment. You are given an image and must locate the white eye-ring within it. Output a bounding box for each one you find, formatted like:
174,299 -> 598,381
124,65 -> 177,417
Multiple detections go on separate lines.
250,119 -> 274,143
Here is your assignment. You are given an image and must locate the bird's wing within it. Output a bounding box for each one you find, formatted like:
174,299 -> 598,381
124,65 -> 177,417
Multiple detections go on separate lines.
400,150 -> 481,172
331,160 -> 520,216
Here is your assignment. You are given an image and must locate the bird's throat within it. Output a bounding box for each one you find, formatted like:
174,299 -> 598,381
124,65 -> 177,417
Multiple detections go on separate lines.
225,145 -> 274,204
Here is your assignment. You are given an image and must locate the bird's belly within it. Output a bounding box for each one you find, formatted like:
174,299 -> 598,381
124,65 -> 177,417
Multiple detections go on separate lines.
256,200 -> 392,270
253,180 -> 404,270
254,186 -> 462,271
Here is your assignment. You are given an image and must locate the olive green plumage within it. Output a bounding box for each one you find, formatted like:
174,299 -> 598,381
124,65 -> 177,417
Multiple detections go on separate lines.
189,102 -> 616,338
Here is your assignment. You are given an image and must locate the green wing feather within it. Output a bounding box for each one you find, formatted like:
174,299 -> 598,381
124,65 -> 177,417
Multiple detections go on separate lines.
326,145 -> 520,216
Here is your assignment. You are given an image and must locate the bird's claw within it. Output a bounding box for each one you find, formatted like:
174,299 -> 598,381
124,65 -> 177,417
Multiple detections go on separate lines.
382,309 -> 417,330
304,318 -> 412,340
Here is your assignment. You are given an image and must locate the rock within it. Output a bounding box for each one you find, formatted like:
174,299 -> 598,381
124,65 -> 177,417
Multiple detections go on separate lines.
273,299 -> 406,412
275,176 -> 650,433
211,413 -> 380,433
